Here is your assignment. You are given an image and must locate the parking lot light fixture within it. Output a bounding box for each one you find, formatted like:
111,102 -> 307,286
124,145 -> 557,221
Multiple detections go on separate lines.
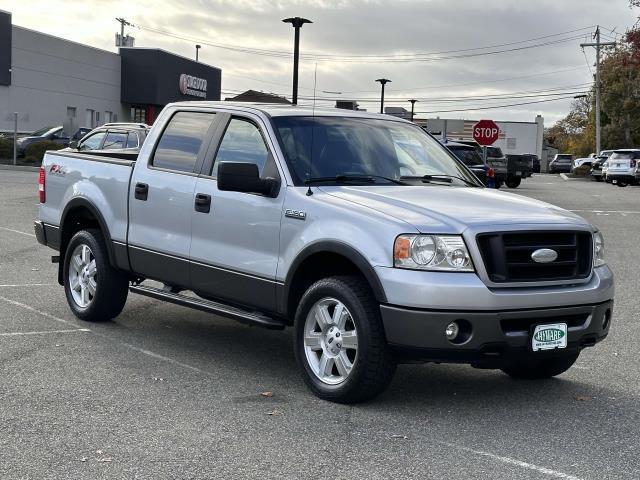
408,99 -> 418,122
375,78 -> 391,114
283,17 -> 312,105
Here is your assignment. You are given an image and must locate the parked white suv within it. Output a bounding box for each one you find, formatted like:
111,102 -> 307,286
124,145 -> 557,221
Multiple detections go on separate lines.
606,149 -> 640,187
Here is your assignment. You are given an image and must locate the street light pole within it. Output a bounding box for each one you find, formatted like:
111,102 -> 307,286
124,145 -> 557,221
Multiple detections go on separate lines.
408,99 -> 418,122
283,17 -> 312,105
195,44 -> 201,62
376,78 -> 391,114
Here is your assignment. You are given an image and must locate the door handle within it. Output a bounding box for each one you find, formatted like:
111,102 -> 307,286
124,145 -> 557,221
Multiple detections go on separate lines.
134,183 -> 148,201
194,193 -> 211,213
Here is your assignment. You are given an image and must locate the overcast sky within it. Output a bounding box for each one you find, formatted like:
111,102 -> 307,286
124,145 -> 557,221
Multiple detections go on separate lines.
2,0 -> 637,124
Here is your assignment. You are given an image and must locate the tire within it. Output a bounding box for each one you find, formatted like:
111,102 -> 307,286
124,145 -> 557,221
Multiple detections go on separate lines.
594,176 -> 602,182
63,229 -> 129,322
294,275 -> 396,403
501,353 -> 579,379
505,177 -> 521,188
616,181 -> 628,187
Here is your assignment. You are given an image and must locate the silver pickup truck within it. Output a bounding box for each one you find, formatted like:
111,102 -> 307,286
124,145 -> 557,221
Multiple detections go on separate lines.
35,102 -> 614,403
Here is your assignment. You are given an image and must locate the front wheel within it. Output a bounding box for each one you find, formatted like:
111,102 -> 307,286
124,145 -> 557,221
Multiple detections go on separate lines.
63,229 -> 129,322
616,181 -> 628,187
501,353 -> 579,379
294,276 -> 396,403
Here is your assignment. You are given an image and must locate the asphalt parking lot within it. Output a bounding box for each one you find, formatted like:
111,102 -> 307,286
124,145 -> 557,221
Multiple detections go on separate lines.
0,170 -> 638,480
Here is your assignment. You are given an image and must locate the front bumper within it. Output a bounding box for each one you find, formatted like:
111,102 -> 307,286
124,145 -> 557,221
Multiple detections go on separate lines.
381,301 -> 613,366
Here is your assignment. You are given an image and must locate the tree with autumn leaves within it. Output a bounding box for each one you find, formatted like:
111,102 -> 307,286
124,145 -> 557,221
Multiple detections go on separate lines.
546,5 -> 640,156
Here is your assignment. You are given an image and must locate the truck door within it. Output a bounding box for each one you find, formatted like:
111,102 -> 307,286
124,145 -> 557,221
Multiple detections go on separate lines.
128,110 -> 219,289
189,113 -> 286,312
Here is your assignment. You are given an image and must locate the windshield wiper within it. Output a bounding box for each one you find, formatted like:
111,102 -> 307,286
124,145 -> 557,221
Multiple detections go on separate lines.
400,174 -> 479,187
305,174 -> 407,185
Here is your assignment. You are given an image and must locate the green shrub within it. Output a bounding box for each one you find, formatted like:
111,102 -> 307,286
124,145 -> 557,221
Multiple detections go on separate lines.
573,164 -> 591,176
0,137 -> 12,158
24,141 -> 64,163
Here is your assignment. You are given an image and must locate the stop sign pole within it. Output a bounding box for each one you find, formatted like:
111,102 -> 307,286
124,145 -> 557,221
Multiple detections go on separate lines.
473,119 -> 500,166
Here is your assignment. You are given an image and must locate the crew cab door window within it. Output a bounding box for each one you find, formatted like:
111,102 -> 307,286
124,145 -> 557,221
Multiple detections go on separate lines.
152,111 -> 216,173
212,118 -> 271,177
79,132 -> 106,151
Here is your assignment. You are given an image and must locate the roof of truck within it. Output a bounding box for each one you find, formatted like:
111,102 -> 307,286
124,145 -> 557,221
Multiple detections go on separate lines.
164,101 -> 412,122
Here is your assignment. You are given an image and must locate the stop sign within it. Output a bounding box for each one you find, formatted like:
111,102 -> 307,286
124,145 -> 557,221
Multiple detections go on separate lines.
473,120 -> 500,146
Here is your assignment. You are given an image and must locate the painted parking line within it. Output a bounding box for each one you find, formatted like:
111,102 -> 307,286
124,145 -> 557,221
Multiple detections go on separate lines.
0,283 -> 57,288
0,295 -> 79,328
0,226 -> 36,237
439,442 -> 583,480
571,210 -> 640,214
0,293 -> 209,376
0,328 -> 90,337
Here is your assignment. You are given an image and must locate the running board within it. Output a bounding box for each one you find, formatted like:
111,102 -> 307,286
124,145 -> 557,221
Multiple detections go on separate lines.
129,284 -> 286,330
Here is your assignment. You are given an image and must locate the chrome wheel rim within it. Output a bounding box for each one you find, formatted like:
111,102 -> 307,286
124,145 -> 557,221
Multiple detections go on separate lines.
68,244 -> 97,308
303,297 -> 358,385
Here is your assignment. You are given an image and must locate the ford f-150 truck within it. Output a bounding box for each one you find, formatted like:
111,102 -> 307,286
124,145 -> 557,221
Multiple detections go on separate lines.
35,102 -> 614,403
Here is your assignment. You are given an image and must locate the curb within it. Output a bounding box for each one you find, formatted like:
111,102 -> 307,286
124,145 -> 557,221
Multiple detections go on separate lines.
0,164 -> 40,172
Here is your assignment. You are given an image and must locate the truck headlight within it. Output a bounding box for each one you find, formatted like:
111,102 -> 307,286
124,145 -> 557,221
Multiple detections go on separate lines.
394,235 -> 474,272
594,231 -> 606,267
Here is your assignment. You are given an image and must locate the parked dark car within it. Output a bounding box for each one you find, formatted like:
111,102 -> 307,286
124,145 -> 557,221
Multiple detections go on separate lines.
504,154 -> 532,188
444,141 -> 493,187
16,126 -> 89,157
549,154 -> 573,174
67,123 -> 150,160
590,156 -> 608,181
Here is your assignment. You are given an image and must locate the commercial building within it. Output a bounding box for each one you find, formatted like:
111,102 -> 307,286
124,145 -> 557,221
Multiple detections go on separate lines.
0,10 -> 221,134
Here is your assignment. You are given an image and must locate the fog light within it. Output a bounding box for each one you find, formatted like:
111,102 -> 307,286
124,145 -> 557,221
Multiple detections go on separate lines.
445,321 -> 459,341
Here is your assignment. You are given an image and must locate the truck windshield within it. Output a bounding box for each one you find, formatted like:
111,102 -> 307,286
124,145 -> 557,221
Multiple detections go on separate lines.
273,116 -> 479,187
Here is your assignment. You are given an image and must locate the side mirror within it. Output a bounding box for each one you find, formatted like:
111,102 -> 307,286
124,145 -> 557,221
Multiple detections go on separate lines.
217,162 -> 279,197
69,140 -> 79,149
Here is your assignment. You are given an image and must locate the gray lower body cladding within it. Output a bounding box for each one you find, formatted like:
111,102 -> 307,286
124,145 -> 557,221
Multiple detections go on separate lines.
381,301 -> 613,366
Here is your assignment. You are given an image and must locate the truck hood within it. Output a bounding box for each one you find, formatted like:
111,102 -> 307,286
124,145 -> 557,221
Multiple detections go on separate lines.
320,185 -> 590,233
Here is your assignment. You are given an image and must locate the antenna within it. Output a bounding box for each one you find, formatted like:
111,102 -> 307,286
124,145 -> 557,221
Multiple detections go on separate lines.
306,63 -> 318,196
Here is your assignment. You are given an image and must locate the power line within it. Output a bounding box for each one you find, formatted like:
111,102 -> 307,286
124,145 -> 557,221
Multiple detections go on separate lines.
331,66 -> 591,93
412,94 -> 582,114
133,22 -> 595,63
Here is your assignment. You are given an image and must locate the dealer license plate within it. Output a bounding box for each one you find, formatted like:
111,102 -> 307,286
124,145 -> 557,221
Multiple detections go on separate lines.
532,323 -> 567,351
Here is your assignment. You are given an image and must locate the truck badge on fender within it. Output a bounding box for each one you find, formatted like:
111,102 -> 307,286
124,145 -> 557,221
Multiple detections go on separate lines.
285,209 -> 306,220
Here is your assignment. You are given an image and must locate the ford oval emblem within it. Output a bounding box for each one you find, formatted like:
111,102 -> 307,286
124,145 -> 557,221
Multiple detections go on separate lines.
531,248 -> 558,264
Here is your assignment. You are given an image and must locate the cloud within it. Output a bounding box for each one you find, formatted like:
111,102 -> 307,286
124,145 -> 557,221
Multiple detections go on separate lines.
3,0 -> 636,123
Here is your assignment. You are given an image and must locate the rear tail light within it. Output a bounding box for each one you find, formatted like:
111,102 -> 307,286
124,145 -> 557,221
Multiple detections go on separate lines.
38,166 -> 45,203
487,168 -> 495,178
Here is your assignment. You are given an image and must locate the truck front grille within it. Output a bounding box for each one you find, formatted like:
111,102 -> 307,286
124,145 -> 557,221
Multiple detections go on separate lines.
476,231 -> 593,283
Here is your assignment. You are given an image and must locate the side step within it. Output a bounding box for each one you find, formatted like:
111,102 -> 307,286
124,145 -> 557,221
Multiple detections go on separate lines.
129,284 -> 286,330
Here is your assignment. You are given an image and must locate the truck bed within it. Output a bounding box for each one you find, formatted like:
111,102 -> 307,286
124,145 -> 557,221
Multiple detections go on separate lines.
39,150 -> 135,246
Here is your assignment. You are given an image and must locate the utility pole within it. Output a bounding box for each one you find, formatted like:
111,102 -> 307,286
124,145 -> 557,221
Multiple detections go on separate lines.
283,17 -> 312,105
408,99 -> 418,122
115,17 -> 133,47
376,78 -> 391,114
581,26 -> 616,154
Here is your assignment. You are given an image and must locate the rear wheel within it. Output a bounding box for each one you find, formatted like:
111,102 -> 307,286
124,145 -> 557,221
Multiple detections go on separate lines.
294,276 -> 396,403
63,229 -> 129,322
616,181 -> 628,187
501,353 -> 579,379
594,176 -> 602,182
505,177 -> 521,188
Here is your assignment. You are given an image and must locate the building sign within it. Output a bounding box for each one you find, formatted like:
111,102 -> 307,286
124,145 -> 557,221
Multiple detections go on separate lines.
179,74 -> 207,98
